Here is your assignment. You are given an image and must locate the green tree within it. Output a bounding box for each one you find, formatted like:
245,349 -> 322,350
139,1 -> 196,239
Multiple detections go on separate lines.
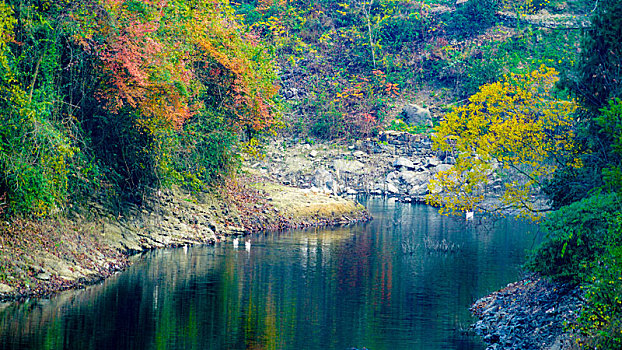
546,0 -> 622,208
574,0 -> 622,115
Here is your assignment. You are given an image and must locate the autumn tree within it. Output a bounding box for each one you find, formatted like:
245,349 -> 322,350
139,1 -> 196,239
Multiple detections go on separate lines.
426,65 -> 578,220
67,0 -> 279,196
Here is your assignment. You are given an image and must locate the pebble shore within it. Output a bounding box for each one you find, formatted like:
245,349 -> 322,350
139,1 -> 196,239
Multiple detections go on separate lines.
471,276 -> 582,350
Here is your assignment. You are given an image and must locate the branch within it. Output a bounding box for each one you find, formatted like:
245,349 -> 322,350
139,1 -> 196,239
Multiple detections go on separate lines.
28,56 -> 43,103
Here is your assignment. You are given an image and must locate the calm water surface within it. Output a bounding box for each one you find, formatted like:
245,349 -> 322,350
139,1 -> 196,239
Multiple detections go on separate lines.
0,198 -> 540,350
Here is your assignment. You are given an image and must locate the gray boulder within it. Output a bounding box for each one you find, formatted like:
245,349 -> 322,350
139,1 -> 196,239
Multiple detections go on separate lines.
409,184 -> 429,196
426,157 -> 441,167
312,169 -> 336,191
386,183 -> 400,194
400,170 -> 431,186
386,171 -> 399,183
401,104 -> 432,126
393,157 -> 415,169
353,150 -> 367,159
333,159 -> 365,174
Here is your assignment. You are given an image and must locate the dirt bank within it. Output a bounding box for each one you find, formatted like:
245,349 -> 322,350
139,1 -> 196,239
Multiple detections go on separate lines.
0,176 -> 369,301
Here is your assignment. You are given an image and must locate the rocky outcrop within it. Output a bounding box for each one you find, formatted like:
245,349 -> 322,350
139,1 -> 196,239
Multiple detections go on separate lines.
400,104 -> 432,126
279,66 -> 310,101
250,131 -> 455,202
471,276 -> 582,350
496,10 -> 590,29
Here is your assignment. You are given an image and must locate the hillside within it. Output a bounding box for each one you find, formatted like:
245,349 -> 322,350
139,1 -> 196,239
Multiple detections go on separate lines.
234,0 -> 590,139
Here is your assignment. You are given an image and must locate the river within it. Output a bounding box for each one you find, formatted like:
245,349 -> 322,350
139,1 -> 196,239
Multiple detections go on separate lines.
0,197 -> 539,350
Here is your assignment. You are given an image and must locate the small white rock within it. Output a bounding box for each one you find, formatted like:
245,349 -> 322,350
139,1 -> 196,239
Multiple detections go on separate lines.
387,183 -> 400,194
393,157 -> 415,169
0,283 -> 14,293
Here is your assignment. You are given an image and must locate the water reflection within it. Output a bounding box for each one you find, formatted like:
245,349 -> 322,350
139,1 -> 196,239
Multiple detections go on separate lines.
0,199 -> 540,350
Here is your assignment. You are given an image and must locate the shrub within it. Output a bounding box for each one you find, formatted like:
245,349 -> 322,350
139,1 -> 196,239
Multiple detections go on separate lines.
170,108 -> 239,190
310,110 -> 345,140
596,98 -> 622,192
526,192 -> 622,284
445,0 -> 499,38
576,245 -> 622,349
387,118 -> 430,134
81,109 -> 160,202
460,56 -> 503,98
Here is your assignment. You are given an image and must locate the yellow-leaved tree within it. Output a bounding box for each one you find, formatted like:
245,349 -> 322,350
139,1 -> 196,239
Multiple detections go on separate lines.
426,65 -> 579,220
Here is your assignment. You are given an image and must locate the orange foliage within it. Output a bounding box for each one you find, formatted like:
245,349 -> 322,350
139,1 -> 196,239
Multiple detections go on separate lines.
73,0 -> 278,133
183,0 -> 279,133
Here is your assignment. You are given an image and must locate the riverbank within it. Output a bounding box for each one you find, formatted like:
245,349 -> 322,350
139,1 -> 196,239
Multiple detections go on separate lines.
0,175 -> 369,301
1,132 -> 583,350
471,275 -> 583,350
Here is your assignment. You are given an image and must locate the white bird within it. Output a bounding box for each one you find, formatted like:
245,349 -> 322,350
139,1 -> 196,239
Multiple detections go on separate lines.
233,238 -> 239,249
466,211 -> 474,221
245,239 -> 251,252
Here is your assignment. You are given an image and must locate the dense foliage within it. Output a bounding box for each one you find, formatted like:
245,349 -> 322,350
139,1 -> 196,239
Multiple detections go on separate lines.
524,1 -> 622,347
232,0 -> 582,139
0,0 -> 279,215
526,193 -> 620,284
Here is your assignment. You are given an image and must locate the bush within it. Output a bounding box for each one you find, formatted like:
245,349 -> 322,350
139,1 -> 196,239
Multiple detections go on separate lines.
82,109 -> 160,202
445,0 -> 499,38
460,56 -> 503,98
596,98 -> 622,191
387,118 -> 430,134
378,12 -> 428,51
526,192 -> 622,284
0,116 -> 75,216
576,245 -> 622,349
170,108 -> 239,190
310,110 -> 345,140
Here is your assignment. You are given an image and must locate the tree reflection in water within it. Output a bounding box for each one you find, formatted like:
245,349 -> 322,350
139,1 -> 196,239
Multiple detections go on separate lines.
0,198 -> 540,350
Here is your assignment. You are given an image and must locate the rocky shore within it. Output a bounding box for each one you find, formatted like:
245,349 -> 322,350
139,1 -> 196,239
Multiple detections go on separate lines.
471,275 -> 583,350
250,131 -> 469,201
0,178 -> 369,301
248,131 -> 529,218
